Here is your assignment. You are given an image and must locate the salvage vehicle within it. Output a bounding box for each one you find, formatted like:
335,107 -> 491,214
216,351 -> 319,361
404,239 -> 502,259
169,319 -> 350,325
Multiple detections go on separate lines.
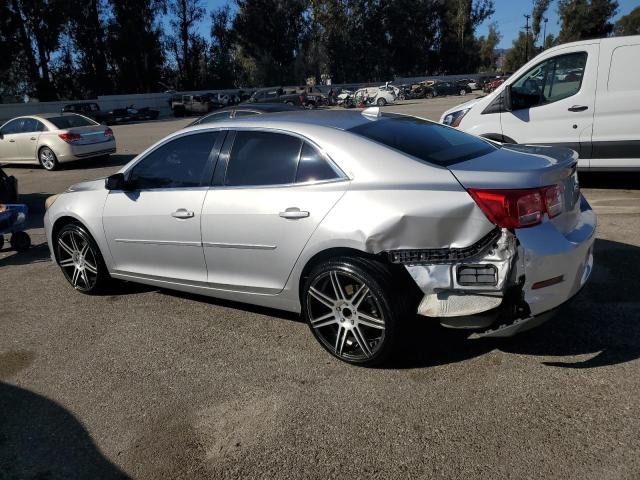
430,81 -> 472,97
126,105 -> 160,121
62,103 -> 129,125
353,87 -> 396,106
441,35 -> 640,170
246,87 -> 319,108
0,113 -> 116,171
188,103 -> 302,126
170,94 -> 214,117
44,109 -> 595,366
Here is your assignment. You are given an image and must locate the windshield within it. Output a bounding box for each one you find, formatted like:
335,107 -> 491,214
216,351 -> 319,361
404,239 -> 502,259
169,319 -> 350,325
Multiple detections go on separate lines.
348,114 -> 496,166
48,114 -> 97,129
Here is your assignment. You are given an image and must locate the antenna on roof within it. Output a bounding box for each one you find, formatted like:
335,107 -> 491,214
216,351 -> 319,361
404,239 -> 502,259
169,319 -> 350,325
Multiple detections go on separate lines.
362,106 -> 381,119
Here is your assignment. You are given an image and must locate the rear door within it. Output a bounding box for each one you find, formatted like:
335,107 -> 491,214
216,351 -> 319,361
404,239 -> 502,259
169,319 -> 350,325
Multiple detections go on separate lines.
16,118 -> 45,161
201,130 -> 348,293
500,45 -> 599,167
591,40 -> 640,169
102,131 -> 222,282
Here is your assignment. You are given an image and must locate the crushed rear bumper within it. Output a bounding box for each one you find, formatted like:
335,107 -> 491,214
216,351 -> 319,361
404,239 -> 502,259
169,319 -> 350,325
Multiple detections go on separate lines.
403,195 -> 596,337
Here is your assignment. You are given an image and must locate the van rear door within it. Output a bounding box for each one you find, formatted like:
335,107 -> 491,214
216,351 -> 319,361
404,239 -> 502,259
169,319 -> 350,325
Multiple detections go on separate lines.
500,43 -> 599,169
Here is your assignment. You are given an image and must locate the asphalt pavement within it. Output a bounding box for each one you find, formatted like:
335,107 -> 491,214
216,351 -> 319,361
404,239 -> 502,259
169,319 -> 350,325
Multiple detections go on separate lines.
1,96 -> 639,479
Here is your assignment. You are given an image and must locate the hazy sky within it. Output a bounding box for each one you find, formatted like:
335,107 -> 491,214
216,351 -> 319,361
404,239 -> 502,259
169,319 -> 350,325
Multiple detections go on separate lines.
193,0 -> 639,50
477,0 -> 639,49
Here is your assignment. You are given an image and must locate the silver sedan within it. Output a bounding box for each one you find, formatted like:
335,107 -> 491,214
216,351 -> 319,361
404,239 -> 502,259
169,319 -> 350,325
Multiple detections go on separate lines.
44,109 -> 596,366
0,113 -> 116,171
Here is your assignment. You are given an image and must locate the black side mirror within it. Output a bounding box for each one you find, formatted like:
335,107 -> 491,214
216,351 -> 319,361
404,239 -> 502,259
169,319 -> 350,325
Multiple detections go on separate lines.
503,85 -> 513,112
0,132 -> 3,140
105,172 -> 127,191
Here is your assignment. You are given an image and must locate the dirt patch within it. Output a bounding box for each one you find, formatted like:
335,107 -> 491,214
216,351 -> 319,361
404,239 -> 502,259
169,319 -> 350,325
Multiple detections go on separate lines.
0,350 -> 35,379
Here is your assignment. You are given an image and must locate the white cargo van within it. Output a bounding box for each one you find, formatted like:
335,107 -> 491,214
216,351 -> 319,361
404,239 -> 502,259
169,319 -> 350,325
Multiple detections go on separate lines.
441,35 -> 640,170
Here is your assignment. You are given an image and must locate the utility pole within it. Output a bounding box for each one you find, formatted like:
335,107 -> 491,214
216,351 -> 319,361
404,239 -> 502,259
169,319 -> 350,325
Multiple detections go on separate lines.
524,14 -> 531,64
542,17 -> 548,50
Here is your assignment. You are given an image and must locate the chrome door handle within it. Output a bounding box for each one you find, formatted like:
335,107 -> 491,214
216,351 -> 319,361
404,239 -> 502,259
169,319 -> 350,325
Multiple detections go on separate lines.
30,137 -> 36,140
279,207 -> 309,219
568,105 -> 588,112
171,208 -> 194,219
8,139 -> 15,143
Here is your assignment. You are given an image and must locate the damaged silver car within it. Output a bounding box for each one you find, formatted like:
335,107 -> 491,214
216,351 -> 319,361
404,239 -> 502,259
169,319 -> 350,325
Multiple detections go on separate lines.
44,108 -> 595,366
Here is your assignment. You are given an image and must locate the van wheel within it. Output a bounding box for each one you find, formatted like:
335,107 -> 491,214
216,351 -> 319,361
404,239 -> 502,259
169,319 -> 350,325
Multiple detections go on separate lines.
39,147 -> 59,171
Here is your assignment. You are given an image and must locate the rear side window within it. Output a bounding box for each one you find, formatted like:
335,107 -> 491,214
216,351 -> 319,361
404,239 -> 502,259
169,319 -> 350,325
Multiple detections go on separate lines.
296,143 -> 340,183
48,114 -> 96,129
21,118 -> 45,133
348,115 -> 495,166
226,132 -> 302,186
129,132 -> 218,189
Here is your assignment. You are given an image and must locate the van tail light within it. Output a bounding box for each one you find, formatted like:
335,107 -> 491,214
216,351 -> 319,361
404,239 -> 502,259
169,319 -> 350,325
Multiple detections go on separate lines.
468,185 -> 564,229
58,132 -> 81,143
104,128 -> 114,137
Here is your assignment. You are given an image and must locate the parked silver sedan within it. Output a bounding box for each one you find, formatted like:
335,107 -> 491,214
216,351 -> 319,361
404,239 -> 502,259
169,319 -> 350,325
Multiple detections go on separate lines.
0,113 -> 116,171
44,109 -> 595,366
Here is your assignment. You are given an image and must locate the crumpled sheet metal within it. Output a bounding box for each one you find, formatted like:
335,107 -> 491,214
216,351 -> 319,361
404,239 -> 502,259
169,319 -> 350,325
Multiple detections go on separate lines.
406,229 -> 518,317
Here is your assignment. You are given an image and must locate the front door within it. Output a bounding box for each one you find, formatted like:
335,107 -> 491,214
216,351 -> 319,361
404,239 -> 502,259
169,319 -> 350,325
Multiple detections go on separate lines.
102,131 -> 222,283
501,45 -> 599,167
0,118 -> 24,162
201,130 -> 348,293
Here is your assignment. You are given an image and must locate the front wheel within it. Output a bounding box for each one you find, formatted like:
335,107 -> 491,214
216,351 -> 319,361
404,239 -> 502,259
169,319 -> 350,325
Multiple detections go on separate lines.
459,89 -> 467,96
376,97 -> 387,107
55,223 -> 110,294
302,257 -> 409,366
39,147 -> 59,171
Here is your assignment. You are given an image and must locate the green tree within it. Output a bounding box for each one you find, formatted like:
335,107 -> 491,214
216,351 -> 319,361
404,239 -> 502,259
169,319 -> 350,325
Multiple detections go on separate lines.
558,0 -> 618,43
477,22 -> 501,71
614,6 -> 640,36
107,0 -> 166,93
233,0 -> 306,85
168,0 -> 206,90
209,5 -> 239,88
532,0 -> 551,45
504,30 -> 536,71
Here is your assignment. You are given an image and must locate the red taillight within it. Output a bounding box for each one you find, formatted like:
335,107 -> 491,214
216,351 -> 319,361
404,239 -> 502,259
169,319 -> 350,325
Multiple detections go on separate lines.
58,132 -> 81,143
104,128 -> 114,137
469,185 -> 564,229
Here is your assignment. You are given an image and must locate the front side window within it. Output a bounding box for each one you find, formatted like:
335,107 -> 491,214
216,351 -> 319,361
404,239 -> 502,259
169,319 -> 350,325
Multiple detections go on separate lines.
511,52 -> 587,109
225,132 -> 302,186
129,132 -> 218,189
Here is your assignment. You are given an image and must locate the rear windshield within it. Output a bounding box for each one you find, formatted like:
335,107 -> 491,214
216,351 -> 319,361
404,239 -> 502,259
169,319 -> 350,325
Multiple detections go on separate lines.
48,114 -> 96,129
348,115 -> 495,166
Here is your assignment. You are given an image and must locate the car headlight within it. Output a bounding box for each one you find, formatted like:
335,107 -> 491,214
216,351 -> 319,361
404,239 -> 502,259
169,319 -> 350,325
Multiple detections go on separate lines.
45,194 -> 60,210
442,108 -> 470,127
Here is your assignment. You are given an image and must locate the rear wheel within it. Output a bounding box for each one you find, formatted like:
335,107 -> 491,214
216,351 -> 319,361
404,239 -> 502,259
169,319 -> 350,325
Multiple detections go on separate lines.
376,97 -> 387,106
459,89 -> 467,96
39,147 -> 59,171
302,257 -> 409,366
425,92 -> 434,99
55,223 -> 110,294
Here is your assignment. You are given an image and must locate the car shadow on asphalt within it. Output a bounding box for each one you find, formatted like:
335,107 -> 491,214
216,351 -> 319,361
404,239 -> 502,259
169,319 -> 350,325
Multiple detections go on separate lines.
392,238 -> 640,370
0,377 -> 130,479
0,242 -> 50,267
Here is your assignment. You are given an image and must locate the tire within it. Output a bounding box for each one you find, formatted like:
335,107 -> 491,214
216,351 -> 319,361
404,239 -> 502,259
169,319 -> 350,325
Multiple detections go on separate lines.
38,147 -> 59,171
376,97 -> 387,107
459,89 -> 467,96
55,222 -> 110,294
10,231 -> 30,252
302,256 -> 412,367
0,235 -> 4,251
425,92 -> 434,99
173,107 -> 185,118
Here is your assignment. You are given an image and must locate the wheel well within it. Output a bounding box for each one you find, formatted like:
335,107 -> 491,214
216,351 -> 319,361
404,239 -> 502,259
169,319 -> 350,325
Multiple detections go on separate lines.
298,248 -> 382,299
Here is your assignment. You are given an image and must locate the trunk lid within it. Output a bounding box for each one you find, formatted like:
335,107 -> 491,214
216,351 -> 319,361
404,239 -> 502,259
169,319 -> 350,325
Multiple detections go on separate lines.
448,144 -> 581,234
64,125 -> 113,145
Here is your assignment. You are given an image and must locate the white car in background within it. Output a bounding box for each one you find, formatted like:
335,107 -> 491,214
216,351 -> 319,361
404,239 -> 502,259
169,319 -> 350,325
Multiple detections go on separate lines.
354,87 -> 396,106
441,35 -> 640,170
0,113 -> 116,171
